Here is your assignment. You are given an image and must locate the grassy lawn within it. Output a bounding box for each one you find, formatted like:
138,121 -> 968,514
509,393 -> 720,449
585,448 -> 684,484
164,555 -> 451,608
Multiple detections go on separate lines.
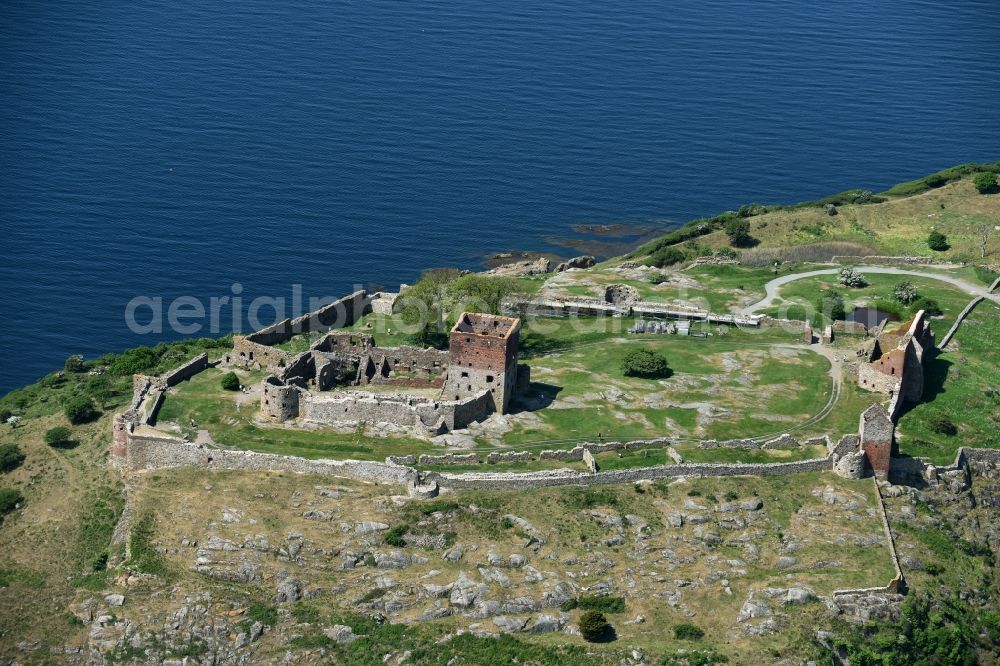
505,337 -> 834,445
542,262 -> 784,313
155,368 -> 439,461
665,177 -> 1000,261
759,272 -> 974,331
675,443 -> 828,464
896,301 -> 1000,463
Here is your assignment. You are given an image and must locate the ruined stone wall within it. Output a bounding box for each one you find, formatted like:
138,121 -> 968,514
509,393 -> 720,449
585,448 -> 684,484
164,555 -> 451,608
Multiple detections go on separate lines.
486,451 -> 533,464
229,337 -> 293,371
312,332 -> 375,354
245,290 -> 372,346
303,392 -> 427,429
449,389 -> 495,430
124,433 -> 414,486
432,456 -> 833,490
858,359 -> 902,395
161,353 -> 209,387
277,351 -> 315,385
417,452 -> 480,465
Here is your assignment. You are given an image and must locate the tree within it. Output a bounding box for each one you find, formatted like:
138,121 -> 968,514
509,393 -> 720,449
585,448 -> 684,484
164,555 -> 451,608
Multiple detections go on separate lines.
64,355 -> 86,373
394,268 -> 463,347
0,443 -> 25,472
893,281 -> 919,305
578,610 -> 614,642
220,371 -> 241,391
838,267 -> 867,288
44,426 -> 74,448
446,274 -> 525,316
817,292 -> 846,321
927,230 -> 949,252
621,349 -> 671,379
973,171 -> 999,194
724,218 -> 755,247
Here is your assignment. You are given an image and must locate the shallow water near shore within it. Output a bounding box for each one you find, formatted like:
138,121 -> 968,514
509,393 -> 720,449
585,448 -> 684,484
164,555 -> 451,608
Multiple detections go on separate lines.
2,0 -> 999,393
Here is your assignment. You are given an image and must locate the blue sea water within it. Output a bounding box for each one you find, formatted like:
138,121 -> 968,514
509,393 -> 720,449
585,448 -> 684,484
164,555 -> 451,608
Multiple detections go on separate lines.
1,0 -> 999,394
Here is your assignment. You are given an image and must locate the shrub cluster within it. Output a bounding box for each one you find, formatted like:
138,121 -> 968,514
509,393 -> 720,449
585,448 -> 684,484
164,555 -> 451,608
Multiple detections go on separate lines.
0,443 -> 25,473
621,349 -> 671,379
44,426 -> 75,449
927,230 -> 949,252
65,396 -> 99,425
578,610 -> 614,642
220,372 -> 241,391
838,267 -> 867,288
893,281 -> 918,305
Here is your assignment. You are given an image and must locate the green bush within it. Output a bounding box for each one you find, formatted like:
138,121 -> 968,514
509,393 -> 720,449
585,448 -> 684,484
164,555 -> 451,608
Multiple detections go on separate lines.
673,623 -> 705,640
383,524 -> 408,547
220,372 -> 241,391
927,230 -> 949,251
107,346 -> 162,376
893,281 -> 918,305
246,603 -> 279,626
0,408 -> 11,424
644,246 -> 686,268
911,297 -> 942,316
0,488 -> 24,516
44,426 -> 75,449
621,349 -> 671,379
563,595 -> 626,613
973,171 -> 1000,194
64,355 -> 86,373
578,610 -> 614,642
64,396 -> 99,425
0,443 -> 25,472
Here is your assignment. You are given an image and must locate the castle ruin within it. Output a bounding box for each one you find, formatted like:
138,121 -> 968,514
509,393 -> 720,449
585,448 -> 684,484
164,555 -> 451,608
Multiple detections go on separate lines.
857,310 -> 934,404
239,307 -> 528,437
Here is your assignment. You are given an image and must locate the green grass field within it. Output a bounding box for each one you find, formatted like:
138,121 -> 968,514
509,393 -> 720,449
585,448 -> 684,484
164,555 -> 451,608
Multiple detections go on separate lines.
505,337 -> 836,446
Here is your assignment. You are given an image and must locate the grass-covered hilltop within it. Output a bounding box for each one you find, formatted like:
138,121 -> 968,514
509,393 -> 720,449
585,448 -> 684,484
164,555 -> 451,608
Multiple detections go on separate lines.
1,163 -> 999,665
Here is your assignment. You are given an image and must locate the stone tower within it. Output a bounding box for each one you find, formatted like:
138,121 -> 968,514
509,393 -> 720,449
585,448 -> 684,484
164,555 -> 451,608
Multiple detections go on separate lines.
446,312 -> 521,412
859,403 -> 894,481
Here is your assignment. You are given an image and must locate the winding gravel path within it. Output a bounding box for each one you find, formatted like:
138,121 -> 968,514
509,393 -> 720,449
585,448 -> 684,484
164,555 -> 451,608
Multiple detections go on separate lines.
742,265 -> 1000,314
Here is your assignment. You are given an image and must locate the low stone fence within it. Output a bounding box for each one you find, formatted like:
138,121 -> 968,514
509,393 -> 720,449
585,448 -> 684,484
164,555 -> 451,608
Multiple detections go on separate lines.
831,255 -> 965,268
125,432 -> 415,486
417,453 -> 480,466
431,456 -> 833,490
486,451 -> 533,464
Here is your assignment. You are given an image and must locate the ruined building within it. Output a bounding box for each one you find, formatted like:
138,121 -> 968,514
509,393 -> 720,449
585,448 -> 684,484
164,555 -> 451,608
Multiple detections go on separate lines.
236,307 -> 529,437
857,309 -> 934,404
